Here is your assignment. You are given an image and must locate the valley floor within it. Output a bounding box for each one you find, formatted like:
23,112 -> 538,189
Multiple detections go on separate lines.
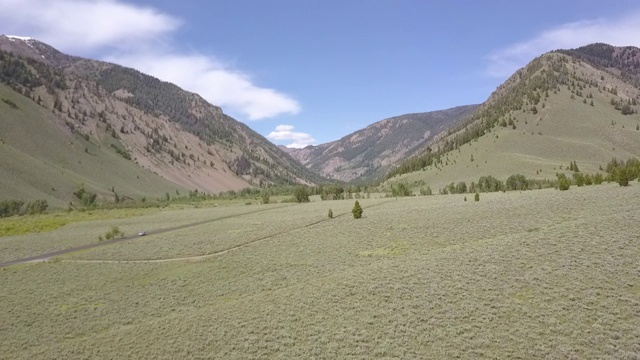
1,184 -> 639,358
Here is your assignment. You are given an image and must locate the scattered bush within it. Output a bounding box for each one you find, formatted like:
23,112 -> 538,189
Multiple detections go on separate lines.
293,186 -> 310,203
616,168 -> 630,186
110,144 -> 131,160
594,173 -> 604,185
2,98 -> 18,109
605,158 -> 639,186
102,226 -> 124,240
391,183 -> 411,197
505,174 -> 529,191
0,199 -> 48,217
419,186 -> 433,196
261,192 -> 270,204
573,172 -> 585,187
74,184 -> 97,207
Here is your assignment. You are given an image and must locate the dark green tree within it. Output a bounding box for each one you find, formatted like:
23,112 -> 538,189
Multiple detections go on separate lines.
506,174 -> 528,190
352,201 -> 363,219
616,167 -> 630,186
573,172 -> 585,187
391,183 -> 411,197
293,186 -> 310,203
594,173 -> 604,185
474,192 -> 480,202
456,181 -> 467,194
557,173 -> 571,191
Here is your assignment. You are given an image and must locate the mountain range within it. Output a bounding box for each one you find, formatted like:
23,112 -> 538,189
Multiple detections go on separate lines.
283,104 -> 478,183
0,35 -> 325,206
1,35 -> 639,207
383,43 -> 640,191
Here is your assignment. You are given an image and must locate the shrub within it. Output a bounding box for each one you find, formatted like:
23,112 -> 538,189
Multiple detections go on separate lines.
25,200 -> 48,215
616,167 -> 630,186
474,192 -> 480,202
328,209 -> 333,219
573,172 -> 585,187
594,173 -> 603,185
293,186 -> 310,203
506,174 -> 529,191
261,192 -> 270,204
352,201 -> 363,219
2,98 -> 18,109
456,181 -> 467,194
557,173 -> 571,191
0,200 -> 25,217
103,226 -> 124,240
391,183 -> 411,197
74,184 -> 97,207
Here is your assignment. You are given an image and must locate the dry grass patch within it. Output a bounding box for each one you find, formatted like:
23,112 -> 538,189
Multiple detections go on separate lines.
1,185 -> 639,359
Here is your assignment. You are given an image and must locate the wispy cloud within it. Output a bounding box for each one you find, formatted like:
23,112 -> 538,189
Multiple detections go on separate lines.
0,0 -> 300,120
267,125 -> 316,148
487,11 -> 640,78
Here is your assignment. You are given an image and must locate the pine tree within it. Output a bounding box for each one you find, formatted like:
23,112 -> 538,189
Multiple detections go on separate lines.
352,201 -> 363,219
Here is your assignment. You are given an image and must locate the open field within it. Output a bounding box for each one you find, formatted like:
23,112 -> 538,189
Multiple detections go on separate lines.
1,184 -> 640,358
0,203 -> 297,263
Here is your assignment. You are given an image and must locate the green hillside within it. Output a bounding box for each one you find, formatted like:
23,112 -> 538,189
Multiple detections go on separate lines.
0,84 -> 187,208
384,50 -> 640,192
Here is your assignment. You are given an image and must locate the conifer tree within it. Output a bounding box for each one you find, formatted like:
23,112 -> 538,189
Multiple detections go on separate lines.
352,201 -> 363,219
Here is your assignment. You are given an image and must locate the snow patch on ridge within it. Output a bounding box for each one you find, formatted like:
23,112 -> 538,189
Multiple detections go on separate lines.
6,35 -> 33,41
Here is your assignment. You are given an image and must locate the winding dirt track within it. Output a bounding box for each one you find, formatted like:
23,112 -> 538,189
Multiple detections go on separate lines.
0,205 -> 291,268
0,200 -> 392,268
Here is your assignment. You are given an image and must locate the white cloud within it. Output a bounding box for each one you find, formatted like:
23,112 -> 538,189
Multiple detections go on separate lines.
0,0 -> 301,120
107,52 -> 301,120
0,0 -> 179,52
267,125 -> 316,148
487,11 -> 640,78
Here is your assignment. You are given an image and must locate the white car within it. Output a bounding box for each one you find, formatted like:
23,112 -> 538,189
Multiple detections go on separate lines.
138,231 -> 147,236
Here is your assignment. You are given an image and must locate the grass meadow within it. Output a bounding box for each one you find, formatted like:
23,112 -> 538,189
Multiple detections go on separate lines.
1,184 -> 640,358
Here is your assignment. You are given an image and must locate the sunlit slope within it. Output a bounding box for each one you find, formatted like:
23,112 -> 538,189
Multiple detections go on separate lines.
0,84 -> 186,207
386,51 -> 640,191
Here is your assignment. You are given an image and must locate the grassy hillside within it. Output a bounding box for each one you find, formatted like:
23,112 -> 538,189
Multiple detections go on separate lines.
384,51 -> 640,192
0,35 -> 327,206
1,184 -> 639,358
0,84 -> 187,208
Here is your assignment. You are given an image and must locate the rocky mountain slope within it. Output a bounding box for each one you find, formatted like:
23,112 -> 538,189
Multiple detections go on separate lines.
384,43 -> 640,191
286,105 -> 478,182
0,35 -> 324,205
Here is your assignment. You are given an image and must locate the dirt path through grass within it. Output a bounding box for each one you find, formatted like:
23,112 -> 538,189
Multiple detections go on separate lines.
61,199 -> 394,264
0,204 -> 294,268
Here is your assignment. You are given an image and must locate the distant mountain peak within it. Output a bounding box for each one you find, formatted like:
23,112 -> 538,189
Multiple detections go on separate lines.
286,105 -> 479,182
0,35 -> 78,67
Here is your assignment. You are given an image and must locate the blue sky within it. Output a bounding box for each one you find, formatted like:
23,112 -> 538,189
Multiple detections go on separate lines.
2,0 -> 640,147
